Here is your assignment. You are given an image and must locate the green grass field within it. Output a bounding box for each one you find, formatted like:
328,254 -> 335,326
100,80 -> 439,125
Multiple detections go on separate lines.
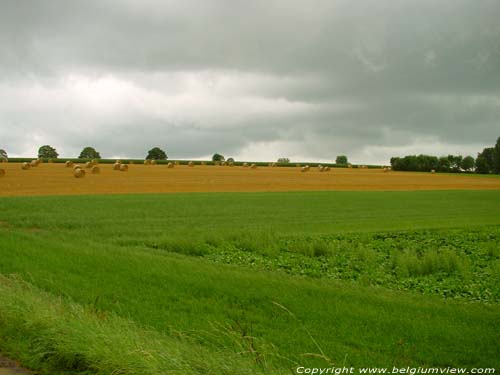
0,191 -> 499,374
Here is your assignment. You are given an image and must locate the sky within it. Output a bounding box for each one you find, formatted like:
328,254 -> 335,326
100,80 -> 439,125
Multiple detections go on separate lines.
1,0 -> 499,164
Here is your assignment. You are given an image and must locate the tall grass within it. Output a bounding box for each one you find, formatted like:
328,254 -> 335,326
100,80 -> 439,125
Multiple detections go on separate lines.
0,275 -> 279,375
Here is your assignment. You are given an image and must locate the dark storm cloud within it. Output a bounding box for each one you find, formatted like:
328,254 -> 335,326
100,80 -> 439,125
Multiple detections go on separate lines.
0,0 -> 499,163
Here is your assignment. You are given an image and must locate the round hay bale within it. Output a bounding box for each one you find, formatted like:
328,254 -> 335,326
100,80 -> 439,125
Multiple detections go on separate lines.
347,163 -> 352,168
144,160 -> 150,165
221,161 -> 226,166
0,168 -> 5,177
73,164 -> 81,170
324,166 -> 330,172
74,168 -> 85,178
430,169 -> 436,174
91,166 -> 100,174
151,160 -> 157,165
85,161 -> 93,168
113,163 -> 121,170
318,166 -> 325,172
188,161 -> 195,167
30,160 -> 38,167
250,163 -> 257,169
91,159 -> 98,165
65,161 -> 73,167
167,162 -> 174,168
301,166 -> 308,172
120,164 -> 128,171
243,162 -> 249,168
22,162 -> 31,170
115,159 -> 121,164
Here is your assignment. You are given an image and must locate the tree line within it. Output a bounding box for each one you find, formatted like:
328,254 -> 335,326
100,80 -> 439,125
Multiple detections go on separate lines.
390,137 -> 500,174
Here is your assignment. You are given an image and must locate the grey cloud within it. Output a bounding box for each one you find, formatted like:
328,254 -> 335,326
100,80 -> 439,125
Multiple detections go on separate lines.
0,0 -> 499,163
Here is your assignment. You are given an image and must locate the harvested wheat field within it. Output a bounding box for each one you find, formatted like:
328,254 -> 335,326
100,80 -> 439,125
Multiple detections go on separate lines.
0,162 -> 499,197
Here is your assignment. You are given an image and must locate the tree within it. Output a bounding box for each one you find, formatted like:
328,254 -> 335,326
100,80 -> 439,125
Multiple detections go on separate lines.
494,137 -> 500,174
0,149 -> 7,161
336,155 -> 348,164
227,157 -> 235,163
79,146 -> 101,159
277,158 -> 290,163
38,145 -> 58,159
447,155 -> 463,172
437,156 -> 451,172
212,153 -> 225,162
146,147 -> 167,160
460,156 -> 475,172
476,147 -> 495,174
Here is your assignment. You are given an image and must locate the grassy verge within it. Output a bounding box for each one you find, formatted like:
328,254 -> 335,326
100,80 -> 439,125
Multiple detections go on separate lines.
0,274 -> 277,375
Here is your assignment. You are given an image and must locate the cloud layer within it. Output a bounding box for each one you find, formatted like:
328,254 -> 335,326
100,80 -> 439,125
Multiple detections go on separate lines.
1,0 -> 499,163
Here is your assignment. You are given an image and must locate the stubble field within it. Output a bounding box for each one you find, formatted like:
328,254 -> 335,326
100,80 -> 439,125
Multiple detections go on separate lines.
1,162 -> 500,196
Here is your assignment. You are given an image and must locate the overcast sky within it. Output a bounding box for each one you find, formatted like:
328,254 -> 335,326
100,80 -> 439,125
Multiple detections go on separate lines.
1,0 -> 499,164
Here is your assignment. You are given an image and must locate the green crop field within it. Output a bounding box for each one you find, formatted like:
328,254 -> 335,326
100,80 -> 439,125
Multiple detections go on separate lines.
0,190 -> 499,374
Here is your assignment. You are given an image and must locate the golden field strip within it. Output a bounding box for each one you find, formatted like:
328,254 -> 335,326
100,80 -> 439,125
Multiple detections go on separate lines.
1,162 -> 500,196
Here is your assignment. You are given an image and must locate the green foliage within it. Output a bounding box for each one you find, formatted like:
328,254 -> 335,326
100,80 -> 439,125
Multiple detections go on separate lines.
335,155 -> 348,164
227,157 -> 235,163
391,136 -> 500,174
390,155 -> 439,172
146,147 -> 167,160
277,158 -> 290,163
212,153 -> 225,162
0,149 -> 7,160
476,147 -> 495,174
38,145 -> 59,159
78,146 -> 101,159
494,136 -> 500,173
461,155 -> 475,171
203,227 -> 499,302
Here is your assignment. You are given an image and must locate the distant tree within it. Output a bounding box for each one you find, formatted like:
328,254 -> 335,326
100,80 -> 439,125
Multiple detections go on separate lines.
38,145 -> 58,159
437,156 -> 451,172
460,156 -> 475,172
476,147 -> 495,174
277,158 -> 290,163
390,157 -> 402,171
447,155 -> 463,172
146,147 -> 167,160
227,157 -> 235,163
336,155 -> 348,164
494,136 -> 500,174
0,149 -> 7,161
212,153 -> 225,162
391,154 -> 440,172
79,146 -> 101,159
